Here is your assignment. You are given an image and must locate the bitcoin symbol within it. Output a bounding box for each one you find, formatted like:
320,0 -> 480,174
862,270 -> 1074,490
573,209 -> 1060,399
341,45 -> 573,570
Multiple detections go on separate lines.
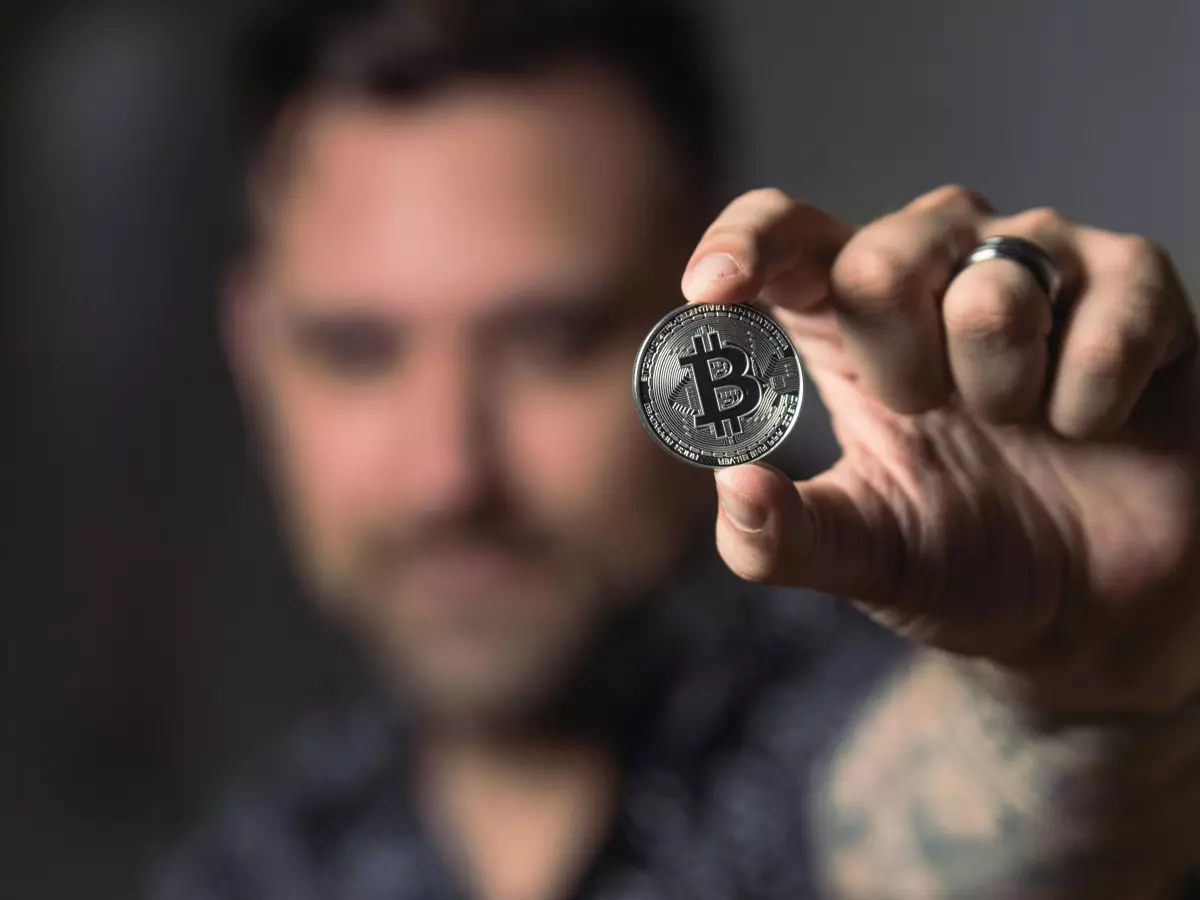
679,332 -> 763,438
634,302 -> 803,469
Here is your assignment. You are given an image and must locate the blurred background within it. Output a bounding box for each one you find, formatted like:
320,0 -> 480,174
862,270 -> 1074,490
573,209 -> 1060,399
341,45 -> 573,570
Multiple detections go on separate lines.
4,1 -> 1199,897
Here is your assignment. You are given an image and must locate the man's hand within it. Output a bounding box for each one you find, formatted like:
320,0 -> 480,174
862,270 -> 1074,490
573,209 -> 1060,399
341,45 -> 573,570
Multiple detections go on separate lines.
683,185 -> 1200,717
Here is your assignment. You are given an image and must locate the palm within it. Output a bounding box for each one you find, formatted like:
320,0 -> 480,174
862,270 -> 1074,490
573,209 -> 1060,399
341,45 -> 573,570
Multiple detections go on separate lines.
781,303 -> 1200,675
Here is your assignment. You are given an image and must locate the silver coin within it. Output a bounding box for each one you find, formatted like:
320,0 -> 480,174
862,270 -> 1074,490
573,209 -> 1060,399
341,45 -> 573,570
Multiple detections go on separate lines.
633,302 -> 803,469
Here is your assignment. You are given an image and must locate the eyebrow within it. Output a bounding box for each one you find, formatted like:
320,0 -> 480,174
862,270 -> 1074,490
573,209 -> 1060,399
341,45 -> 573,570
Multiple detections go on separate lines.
482,283 -> 628,332
277,267 -> 645,339
284,308 -> 400,353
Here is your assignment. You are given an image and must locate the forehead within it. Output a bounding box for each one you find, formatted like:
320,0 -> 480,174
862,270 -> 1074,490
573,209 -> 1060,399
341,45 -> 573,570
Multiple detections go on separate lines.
260,69 -> 679,305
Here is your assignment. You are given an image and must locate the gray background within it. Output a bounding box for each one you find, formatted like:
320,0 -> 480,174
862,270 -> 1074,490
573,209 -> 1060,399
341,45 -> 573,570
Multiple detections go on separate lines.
5,1 -> 1198,897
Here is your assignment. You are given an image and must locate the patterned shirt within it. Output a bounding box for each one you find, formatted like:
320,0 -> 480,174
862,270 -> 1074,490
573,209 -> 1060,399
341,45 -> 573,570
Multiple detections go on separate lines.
146,561 -> 1200,900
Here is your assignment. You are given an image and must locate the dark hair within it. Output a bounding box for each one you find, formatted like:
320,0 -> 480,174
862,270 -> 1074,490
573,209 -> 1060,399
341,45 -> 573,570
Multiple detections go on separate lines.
233,0 -> 727,195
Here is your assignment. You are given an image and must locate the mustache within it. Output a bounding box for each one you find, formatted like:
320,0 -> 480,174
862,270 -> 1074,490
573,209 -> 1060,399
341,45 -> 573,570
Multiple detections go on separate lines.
351,505 -> 559,580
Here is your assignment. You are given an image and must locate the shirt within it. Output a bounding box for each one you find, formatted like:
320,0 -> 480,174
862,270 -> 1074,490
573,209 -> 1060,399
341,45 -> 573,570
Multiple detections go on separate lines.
146,560 -> 1200,900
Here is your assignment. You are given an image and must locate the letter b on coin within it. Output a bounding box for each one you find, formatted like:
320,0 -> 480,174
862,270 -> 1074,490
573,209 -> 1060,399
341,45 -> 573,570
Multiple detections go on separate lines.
679,332 -> 763,438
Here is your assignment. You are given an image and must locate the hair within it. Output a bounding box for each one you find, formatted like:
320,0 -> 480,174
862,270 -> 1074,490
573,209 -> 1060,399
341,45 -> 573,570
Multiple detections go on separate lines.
232,0 -> 727,208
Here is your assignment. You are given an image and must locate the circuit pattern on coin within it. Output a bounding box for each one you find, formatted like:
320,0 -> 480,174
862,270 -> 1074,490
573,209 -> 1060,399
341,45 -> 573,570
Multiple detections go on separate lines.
634,303 -> 803,468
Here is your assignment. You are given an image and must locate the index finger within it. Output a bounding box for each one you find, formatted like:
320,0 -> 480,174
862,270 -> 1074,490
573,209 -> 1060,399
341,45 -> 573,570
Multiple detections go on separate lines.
681,188 -> 854,311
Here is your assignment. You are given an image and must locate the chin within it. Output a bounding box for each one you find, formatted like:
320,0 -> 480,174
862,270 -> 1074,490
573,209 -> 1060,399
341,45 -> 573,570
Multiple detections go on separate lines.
353,564 -> 650,736
402,663 -> 572,736
386,608 -> 621,736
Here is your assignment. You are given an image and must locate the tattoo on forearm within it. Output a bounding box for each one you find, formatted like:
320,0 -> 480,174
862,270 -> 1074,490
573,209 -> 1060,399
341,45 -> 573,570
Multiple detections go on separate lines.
813,652 -> 1200,900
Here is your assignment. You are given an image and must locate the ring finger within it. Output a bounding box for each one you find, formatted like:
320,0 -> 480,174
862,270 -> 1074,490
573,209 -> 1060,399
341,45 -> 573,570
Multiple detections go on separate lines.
943,208 -> 1080,423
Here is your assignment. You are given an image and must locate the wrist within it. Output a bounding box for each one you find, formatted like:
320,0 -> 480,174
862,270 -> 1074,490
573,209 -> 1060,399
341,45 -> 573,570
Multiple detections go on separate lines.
957,646 -> 1200,721
934,650 -> 1200,782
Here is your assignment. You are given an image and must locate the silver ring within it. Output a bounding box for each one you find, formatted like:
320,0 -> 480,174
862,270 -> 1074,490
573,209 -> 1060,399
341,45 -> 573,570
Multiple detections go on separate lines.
959,236 -> 1063,304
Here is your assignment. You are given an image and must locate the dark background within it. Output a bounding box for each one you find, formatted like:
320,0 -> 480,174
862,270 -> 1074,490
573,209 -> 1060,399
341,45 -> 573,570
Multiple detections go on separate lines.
5,2 -> 1199,898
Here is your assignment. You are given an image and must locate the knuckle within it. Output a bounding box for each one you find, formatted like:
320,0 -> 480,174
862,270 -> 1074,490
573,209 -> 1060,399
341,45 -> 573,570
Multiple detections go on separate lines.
721,187 -> 793,228
1009,206 -> 1071,235
1104,233 -> 1166,280
910,183 -> 991,214
741,186 -> 793,210
832,245 -> 916,313
945,280 -> 1037,346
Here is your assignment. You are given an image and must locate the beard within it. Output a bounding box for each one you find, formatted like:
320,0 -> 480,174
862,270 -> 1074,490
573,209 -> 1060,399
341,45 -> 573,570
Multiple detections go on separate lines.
312,492 -> 688,742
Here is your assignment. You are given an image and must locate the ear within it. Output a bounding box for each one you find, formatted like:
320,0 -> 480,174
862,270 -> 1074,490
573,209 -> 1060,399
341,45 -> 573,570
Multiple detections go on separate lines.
221,258 -> 269,416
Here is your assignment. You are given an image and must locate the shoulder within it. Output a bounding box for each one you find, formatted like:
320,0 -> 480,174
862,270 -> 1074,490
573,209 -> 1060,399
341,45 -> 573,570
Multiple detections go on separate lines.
145,700 -> 410,900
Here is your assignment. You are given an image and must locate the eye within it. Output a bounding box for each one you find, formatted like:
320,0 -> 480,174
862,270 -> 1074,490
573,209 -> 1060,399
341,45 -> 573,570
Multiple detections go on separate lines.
498,303 -> 619,371
290,314 -> 401,379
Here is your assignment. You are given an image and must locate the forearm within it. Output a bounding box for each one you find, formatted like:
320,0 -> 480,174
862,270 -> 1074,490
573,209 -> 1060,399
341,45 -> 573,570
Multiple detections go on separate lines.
814,650 -> 1200,900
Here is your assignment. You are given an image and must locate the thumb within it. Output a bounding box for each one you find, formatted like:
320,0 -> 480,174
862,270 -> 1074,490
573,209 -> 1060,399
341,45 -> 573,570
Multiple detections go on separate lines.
713,461 -> 892,600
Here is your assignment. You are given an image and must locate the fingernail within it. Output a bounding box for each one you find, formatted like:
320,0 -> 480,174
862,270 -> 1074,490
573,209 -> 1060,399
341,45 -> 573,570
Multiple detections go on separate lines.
715,471 -> 767,533
684,252 -> 742,300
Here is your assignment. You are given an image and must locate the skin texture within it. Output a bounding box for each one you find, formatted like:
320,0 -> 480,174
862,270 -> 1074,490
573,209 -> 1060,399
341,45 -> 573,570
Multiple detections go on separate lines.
684,185 -> 1200,896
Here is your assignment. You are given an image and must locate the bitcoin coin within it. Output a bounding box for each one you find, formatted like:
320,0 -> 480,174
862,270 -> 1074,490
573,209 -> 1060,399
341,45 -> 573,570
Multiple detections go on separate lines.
633,302 -> 803,468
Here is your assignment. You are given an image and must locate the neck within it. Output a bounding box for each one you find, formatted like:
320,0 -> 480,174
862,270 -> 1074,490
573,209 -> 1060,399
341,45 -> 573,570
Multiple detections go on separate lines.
418,731 -> 618,900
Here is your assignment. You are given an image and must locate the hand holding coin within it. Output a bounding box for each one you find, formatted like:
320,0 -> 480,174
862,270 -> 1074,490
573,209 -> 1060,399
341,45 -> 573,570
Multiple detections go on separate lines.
653,185 -> 1200,716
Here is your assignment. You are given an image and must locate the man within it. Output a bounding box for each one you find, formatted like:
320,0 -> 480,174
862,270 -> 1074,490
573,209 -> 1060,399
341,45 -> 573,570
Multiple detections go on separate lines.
153,0 -> 1200,897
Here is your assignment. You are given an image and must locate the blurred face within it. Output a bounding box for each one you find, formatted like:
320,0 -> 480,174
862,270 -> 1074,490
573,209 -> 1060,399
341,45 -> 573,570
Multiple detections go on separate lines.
232,69 -> 713,729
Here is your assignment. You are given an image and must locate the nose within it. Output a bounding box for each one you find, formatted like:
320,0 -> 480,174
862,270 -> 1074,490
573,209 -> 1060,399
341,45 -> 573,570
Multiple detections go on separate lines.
400,343 -> 496,517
